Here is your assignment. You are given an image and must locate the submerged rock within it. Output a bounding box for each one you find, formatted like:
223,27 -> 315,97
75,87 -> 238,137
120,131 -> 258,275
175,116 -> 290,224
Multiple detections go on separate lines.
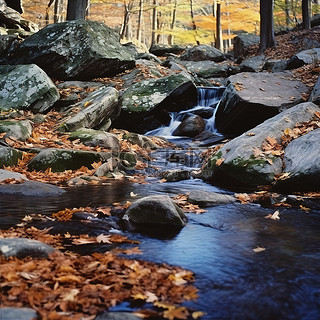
0,238 -> 55,258
160,169 -> 191,182
0,64 -> 59,113
6,20 -> 135,80
123,195 -> 187,228
203,102 -> 320,188
188,190 -> 236,207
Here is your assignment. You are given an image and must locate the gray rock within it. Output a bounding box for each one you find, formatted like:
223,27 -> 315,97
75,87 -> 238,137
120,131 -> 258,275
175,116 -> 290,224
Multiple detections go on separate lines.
122,132 -> 160,150
56,81 -> 104,90
278,128 -> 320,191
287,48 -> 320,69
263,59 -> 288,73
0,119 -> 32,141
203,102 -> 319,188
0,169 -> 28,182
8,20 -> 135,80
95,312 -> 142,320
233,33 -> 260,59
188,190 -> 236,207
0,180 -> 66,196
0,146 -> 23,166
0,64 -> 60,113
0,238 -> 55,258
94,158 -> 119,177
309,75 -> 320,104
239,55 -> 266,72
0,34 -> 17,57
123,195 -> 187,228
173,115 -> 206,137
215,71 -> 309,135
0,307 -> 38,320
160,169 -> 190,182
180,45 -> 226,62
69,128 -> 121,154
27,148 -> 112,172
149,44 -> 186,56
60,86 -> 119,132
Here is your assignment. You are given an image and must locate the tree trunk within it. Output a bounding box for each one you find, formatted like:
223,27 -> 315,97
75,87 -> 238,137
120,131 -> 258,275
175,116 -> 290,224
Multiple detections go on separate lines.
137,0 -> 144,42
168,0 -> 177,45
302,0 -> 311,29
54,0 -> 67,23
258,0 -> 275,52
285,0 -> 291,25
190,0 -> 200,45
121,1 -> 134,40
66,0 -> 89,20
151,0 -> 157,45
215,3 -> 223,50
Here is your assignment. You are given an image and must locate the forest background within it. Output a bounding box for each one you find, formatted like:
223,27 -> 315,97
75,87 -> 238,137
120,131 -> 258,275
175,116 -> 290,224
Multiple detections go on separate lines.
20,0 -> 320,52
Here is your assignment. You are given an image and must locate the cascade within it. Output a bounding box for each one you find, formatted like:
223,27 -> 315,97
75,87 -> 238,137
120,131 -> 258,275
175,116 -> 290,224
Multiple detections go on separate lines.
146,86 -> 225,138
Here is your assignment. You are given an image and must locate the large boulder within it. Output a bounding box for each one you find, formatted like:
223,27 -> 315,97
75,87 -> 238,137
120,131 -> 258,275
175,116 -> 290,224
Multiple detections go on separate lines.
27,148 -> 112,172
123,195 -> 187,228
180,45 -> 226,62
233,33 -> 260,59
6,20 -> 136,80
116,72 -> 197,133
287,48 -> 320,69
59,86 -> 119,132
0,238 -> 55,258
215,71 -> 309,136
203,102 -> 320,188
0,64 -> 59,113
277,128 -> 320,191
239,55 -> 266,72
149,44 -> 186,56
0,119 -> 32,141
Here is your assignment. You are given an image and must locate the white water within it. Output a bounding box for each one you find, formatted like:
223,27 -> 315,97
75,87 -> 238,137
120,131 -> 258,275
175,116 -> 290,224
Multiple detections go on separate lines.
146,86 -> 225,138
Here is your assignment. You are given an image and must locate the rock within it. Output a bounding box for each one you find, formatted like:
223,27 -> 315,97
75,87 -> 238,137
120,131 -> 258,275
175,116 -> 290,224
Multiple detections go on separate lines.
0,3 -> 21,29
215,71 -> 309,136
233,33 -> 260,59
0,169 -> 28,182
122,132 -> 160,150
0,238 -> 55,258
160,169 -> 190,182
94,158 -> 119,177
173,115 -> 205,137
27,148 -> 112,172
277,128 -> 320,191
0,119 -> 32,141
7,20 -> 135,80
180,45 -> 226,62
192,131 -> 227,147
263,59 -> 288,73
188,190 -> 236,207
0,34 -> 17,57
239,55 -> 266,72
4,0 -> 23,14
119,152 -> 137,170
137,52 -> 162,64
69,129 -> 121,154
0,64 -> 60,113
0,180 -> 66,196
309,75 -> 320,104
203,102 -> 319,188
95,311 -> 143,320
123,195 -> 187,228
0,146 -> 23,166
149,44 -> 186,56
60,86 -> 119,132
116,72 -> 197,133
0,307 -> 38,320
287,48 -> 320,69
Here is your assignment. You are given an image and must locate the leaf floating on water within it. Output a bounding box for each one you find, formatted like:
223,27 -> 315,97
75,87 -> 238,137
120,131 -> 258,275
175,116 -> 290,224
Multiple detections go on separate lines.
265,210 -> 280,220
96,234 -> 112,244
253,246 -> 266,253
130,191 -> 138,197
192,311 -> 206,319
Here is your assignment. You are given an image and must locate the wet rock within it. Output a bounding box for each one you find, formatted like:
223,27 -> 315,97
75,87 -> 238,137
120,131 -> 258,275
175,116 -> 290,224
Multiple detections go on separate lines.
173,115 -> 205,137
116,72 -> 197,133
239,55 -> 266,72
0,119 -> 32,141
123,195 -> 187,228
119,152 -> 137,170
27,148 -> 112,172
287,48 -> 320,69
0,238 -> 55,258
0,146 -> 23,166
277,128 -> 320,191
0,307 -> 38,320
0,180 -> 65,196
188,190 -> 236,207
6,20 -> 135,80
167,152 -> 190,165
192,131 -> 227,147
69,129 -> 121,154
215,71 -> 309,136
95,311 -> 143,320
0,169 -> 28,182
60,86 -> 119,132
122,132 -> 160,150
233,33 -> 260,59
160,169 -> 190,182
203,102 -> 319,188
180,45 -> 226,62
0,64 -> 59,113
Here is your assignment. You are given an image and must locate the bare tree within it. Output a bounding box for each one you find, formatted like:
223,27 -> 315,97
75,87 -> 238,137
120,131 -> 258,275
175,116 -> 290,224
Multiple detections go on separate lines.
168,0 -> 177,45
136,0 -> 144,42
258,0 -> 275,52
151,0 -> 157,45
190,0 -> 200,45
215,2 -> 223,50
302,0 -> 311,29
121,0 -> 135,40
66,0 -> 90,20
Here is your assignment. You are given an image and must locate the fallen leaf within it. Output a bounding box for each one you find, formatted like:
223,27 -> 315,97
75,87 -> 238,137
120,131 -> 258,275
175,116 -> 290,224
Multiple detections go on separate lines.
265,210 -> 280,220
253,247 -> 266,253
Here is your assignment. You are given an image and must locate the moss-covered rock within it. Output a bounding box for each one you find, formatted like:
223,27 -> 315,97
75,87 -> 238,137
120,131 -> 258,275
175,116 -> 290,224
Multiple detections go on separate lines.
0,119 -> 32,141
27,148 -> 112,172
0,146 -> 24,166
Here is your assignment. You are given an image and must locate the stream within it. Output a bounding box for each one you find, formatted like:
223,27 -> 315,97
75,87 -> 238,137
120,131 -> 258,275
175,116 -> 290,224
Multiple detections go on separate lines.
1,88 -> 320,319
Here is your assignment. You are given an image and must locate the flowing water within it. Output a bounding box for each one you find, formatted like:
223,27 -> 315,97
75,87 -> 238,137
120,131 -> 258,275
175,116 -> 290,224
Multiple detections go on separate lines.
1,87 -> 320,319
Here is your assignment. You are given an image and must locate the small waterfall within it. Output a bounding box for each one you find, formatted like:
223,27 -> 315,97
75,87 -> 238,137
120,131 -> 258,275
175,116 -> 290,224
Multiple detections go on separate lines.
146,86 -> 225,138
